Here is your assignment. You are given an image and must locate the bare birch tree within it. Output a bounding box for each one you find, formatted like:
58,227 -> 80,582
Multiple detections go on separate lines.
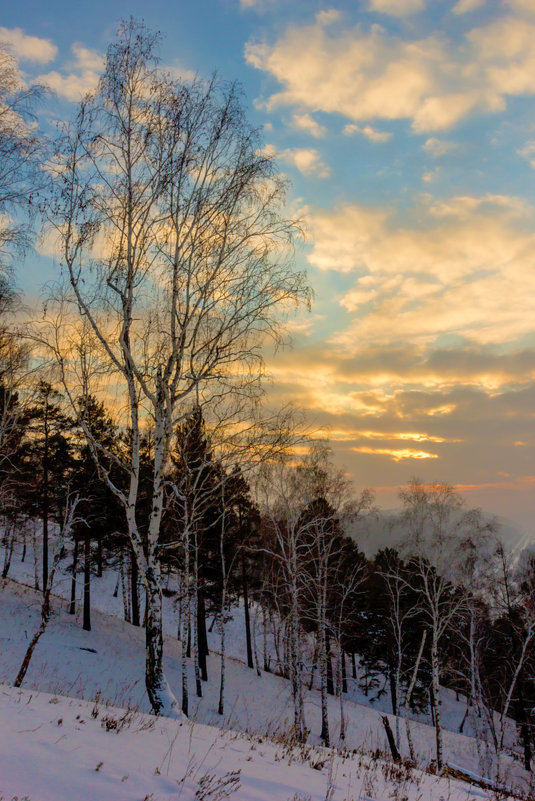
398,479 -> 491,771
41,19 -> 308,717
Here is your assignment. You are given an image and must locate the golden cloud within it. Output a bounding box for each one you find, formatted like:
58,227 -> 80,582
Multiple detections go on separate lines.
263,143 -> 331,177
306,196 -> 535,349
245,12 -> 535,132
351,445 -> 438,461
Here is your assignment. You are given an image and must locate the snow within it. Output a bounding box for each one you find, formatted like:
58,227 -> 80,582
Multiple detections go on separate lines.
0,536 -> 530,800
0,683 -> 511,801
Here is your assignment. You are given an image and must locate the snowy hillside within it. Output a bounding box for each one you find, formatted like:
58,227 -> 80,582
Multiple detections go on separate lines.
0,565 -> 531,800
1,681 -> 512,801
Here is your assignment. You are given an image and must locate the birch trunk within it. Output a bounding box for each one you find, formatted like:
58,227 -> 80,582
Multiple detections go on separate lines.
319,622 -> 329,745
404,630 -> 426,764
120,553 -> 131,623
431,631 -> 443,771
69,536 -> 78,615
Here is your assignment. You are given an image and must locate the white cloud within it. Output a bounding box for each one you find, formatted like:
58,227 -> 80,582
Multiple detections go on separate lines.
245,14 -> 535,132
343,123 -> 391,142
518,139 -> 535,168
71,43 -> 104,72
422,168 -> 439,182
452,0 -> 486,13
264,143 -> 331,177
291,112 -> 326,138
316,9 -> 342,25
166,63 -> 197,83
0,27 -> 57,63
368,0 -> 426,15
37,42 -> 103,101
423,137 -> 455,156
240,0 -> 277,8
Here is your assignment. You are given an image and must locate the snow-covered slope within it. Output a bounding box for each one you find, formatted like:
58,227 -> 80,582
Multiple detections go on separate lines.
0,574 -> 529,794
0,682 -> 519,801
1,528 -> 532,799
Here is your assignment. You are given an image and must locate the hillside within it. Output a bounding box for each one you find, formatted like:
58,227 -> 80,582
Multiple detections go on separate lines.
0,560 -> 531,799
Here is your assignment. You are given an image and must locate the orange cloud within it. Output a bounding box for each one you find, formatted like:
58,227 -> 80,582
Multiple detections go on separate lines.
352,446 -> 439,461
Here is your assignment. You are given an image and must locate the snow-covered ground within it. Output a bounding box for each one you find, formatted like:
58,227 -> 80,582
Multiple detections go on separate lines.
0,535 -> 531,800
0,682 -> 507,801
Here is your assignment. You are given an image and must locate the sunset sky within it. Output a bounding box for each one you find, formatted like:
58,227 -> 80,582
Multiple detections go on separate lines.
2,0 -> 535,537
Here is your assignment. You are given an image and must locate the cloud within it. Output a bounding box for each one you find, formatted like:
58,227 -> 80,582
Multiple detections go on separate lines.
518,140 -> 535,168
507,0 -> 535,14
264,143 -> 331,177
368,0 -> 426,15
240,0 -> 277,8
351,446 -> 438,461
343,123 -> 391,142
353,430 -> 455,443
166,63 -> 197,83
0,27 -> 57,63
316,9 -> 342,25
291,112 -> 326,138
267,339 -> 535,396
245,14 -> 535,132
428,193 -> 529,218
422,168 -> 439,182
452,0 -> 486,13
306,196 -> 535,349
423,137 -> 456,156
37,42 -> 104,101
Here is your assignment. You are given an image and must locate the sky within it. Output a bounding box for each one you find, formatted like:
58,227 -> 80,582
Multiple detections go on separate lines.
2,0 -> 535,538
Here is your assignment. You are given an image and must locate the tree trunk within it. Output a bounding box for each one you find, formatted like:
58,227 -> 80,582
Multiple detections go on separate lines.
390,669 -> 398,716
309,637 -> 318,692
404,630 -> 426,764
181,557 -> 190,717
2,524 -> 14,578
120,553 -> 131,623
263,607 -> 270,672
242,554 -> 254,669
319,626 -> 329,746
431,635 -> 443,771
382,716 -> 401,762
131,547 -> 140,627
218,579 -> 226,715
96,536 -> 103,578
69,536 -> 78,615
144,561 -> 179,717
197,588 -> 208,682
327,643 -> 334,696
42,400 -> 49,594
252,607 -> 261,677
338,640 -> 346,741
83,530 -> 91,632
